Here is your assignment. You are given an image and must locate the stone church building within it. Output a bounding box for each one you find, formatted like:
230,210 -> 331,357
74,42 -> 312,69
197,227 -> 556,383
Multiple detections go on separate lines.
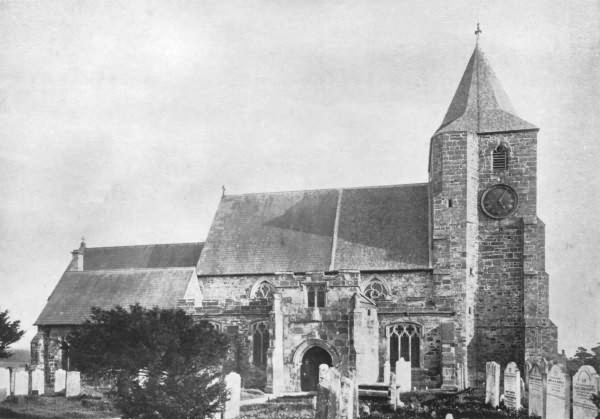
32,40 -> 558,393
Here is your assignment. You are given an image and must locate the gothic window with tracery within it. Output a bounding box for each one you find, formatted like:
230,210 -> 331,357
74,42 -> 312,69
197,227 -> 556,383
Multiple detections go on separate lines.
252,281 -> 275,301
493,145 -> 509,170
363,278 -> 388,300
252,321 -> 270,366
388,323 -> 421,368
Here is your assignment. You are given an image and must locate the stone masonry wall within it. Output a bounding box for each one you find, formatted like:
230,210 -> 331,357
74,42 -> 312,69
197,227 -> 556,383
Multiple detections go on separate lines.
429,131 -> 479,386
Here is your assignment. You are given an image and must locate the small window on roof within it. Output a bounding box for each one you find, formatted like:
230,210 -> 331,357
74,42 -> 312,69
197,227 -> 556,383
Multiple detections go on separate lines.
493,145 -> 509,170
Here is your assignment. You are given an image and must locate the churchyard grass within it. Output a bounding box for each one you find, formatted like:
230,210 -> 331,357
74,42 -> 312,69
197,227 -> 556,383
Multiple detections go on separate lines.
0,395 -> 120,419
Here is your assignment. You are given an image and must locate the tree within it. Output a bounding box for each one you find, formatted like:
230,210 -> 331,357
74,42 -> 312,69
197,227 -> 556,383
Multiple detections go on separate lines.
567,346 -> 600,375
0,309 -> 25,358
66,305 -> 230,419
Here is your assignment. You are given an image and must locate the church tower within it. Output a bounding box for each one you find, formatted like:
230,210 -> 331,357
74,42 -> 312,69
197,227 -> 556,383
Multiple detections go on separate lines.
429,29 -> 557,386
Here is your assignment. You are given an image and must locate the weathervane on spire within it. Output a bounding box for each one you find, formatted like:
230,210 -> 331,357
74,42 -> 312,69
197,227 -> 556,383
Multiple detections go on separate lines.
475,22 -> 482,42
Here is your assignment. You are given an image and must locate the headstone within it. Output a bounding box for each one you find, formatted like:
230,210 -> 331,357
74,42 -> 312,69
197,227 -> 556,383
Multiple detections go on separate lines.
395,358 -> 411,392
545,364 -> 570,419
316,365 -> 330,419
54,368 -> 66,393
66,371 -> 81,397
13,369 -> 28,396
528,364 -> 545,418
31,368 -> 45,395
485,361 -> 501,407
573,365 -> 599,419
223,372 -> 241,419
327,367 -> 341,419
0,367 -> 10,400
340,377 -> 355,419
503,362 -> 521,411
389,372 -> 397,408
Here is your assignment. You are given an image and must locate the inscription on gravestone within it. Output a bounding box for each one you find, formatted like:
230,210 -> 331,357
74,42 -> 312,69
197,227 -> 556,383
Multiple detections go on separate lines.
528,364 -> 545,419
545,365 -> 570,419
573,365 -> 599,419
503,362 -> 521,411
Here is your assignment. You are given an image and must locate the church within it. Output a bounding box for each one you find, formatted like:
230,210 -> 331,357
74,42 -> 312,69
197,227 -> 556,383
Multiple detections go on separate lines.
32,36 -> 558,393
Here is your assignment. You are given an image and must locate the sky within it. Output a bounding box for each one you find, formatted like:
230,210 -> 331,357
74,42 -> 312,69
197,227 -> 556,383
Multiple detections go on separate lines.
1,0 -> 599,355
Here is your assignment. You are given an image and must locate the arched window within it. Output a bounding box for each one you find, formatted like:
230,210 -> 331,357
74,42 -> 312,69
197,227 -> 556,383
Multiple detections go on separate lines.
363,278 -> 388,300
251,280 -> 275,301
388,323 -> 421,368
492,144 -> 509,170
252,321 -> 270,366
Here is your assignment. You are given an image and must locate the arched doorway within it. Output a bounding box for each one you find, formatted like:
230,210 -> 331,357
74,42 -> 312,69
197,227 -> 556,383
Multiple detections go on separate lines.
300,346 -> 332,391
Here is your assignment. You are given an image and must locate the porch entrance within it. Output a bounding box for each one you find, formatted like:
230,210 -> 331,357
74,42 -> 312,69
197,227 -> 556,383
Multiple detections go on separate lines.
300,346 -> 332,391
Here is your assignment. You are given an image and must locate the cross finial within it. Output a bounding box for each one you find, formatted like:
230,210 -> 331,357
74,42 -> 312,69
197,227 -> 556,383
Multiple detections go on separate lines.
475,22 -> 482,40
221,185 -> 226,198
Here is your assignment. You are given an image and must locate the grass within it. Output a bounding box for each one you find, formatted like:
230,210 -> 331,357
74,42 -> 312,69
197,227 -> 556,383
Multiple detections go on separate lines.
0,395 -> 120,419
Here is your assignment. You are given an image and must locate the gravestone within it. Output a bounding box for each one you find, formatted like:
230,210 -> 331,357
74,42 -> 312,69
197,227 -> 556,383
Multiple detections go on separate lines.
66,371 -> 81,397
316,364 -> 330,419
395,358 -> 411,392
13,369 -> 28,396
340,376 -> 355,419
0,367 -> 10,400
503,362 -> 521,411
54,368 -> 66,393
223,372 -> 241,419
389,372 -> 397,408
485,361 -> 501,407
573,365 -> 599,419
545,364 -> 570,419
327,367 -> 341,419
31,368 -> 45,395
528,364 -> 545,418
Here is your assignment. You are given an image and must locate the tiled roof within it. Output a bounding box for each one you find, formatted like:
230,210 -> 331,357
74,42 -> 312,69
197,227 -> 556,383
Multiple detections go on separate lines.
83,243 -> 203,270
197,184 -> 430,275
435,45 -> 537,135
35,268 -> 195,325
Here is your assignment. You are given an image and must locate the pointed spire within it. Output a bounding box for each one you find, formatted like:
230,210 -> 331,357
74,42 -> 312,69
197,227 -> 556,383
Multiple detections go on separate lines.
435,30 -> 537,135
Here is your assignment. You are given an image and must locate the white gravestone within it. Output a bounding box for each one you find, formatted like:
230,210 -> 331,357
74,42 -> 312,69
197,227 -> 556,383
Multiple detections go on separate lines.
528,364 -> 545,419
327,367 -> 341,419
395,358 -> 411,393
223,372 -> 241,419
54,368 -> 66,393
13,369 -> 28,396
485,361 -> 501,407
31,368 -> 45,395
503,362 -> 521,411
0,367 -> 10,400
340,376 -> 355,419
545,364 -> 570,419
66,371 -> 81,397
573,365 -> 600,419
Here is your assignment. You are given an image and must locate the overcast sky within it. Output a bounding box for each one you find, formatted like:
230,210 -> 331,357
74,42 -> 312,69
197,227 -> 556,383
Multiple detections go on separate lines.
1,0 -> 599,355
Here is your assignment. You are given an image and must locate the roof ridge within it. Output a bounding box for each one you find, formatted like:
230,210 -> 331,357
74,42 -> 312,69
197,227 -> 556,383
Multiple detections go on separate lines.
86,242 -> 203,250
74,267 -> 196,273
224,182 -> 430,198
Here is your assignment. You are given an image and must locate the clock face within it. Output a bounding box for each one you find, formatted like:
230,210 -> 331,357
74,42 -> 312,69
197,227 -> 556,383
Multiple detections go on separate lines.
480,184 -> 518,219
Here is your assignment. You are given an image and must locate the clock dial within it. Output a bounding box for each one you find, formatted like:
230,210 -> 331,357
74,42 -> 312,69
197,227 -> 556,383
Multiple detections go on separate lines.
480,184 -> 518,219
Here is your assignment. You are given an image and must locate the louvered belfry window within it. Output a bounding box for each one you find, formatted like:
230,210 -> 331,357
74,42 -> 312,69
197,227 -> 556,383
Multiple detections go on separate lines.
493,145 -> 509,170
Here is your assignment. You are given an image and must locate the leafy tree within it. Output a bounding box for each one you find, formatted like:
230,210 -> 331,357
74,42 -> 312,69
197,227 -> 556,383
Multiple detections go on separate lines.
567,346 -> 600,375
66,305 -> 229,419
0,309 -> 25,358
